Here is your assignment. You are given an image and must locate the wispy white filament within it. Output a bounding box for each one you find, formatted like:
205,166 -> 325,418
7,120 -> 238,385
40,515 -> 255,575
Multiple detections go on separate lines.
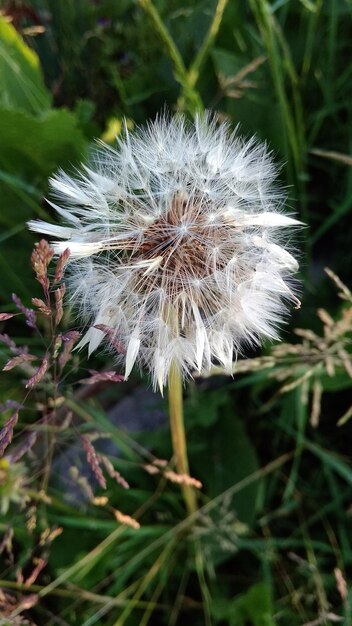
28,113 -> 301,391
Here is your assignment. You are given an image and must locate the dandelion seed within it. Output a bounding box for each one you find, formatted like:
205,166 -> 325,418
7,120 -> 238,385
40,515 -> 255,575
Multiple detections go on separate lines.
28,113 -> 301,391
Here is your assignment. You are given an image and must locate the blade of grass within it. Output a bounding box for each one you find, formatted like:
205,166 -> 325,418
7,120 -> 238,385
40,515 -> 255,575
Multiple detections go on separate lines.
283,384 -> 309,502
193,540 -> 212,626
249,0 -> 312,265
311,195 -> 352,244
112,541 -> 177,626
276,419 -> 352,486
0,579 -> 170,612
301,0 -> 323,79
38,451 -> 293,598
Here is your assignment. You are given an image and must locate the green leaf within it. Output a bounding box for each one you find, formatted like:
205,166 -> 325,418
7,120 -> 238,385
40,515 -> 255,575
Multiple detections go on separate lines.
307,442 -> 352,485
0,15 -> 51,114
0,107 -> 86,189
318,367 -> 352,392
201,408 -> 260,526
186,385 -> 230,427
212,48 -> 249,78
212,583 -> 274,626
0,107 -> 87,300
190,390 -> 260,566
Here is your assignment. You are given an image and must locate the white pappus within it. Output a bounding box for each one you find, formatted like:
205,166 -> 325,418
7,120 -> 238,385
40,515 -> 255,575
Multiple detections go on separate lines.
28,113 -> 302,392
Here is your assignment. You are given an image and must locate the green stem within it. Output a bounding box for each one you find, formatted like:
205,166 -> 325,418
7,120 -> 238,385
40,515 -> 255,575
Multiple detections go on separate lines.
187,0 -> 229,88
138,0 -> 202,115
168,361 -> 197,515
138,0 -> 187,82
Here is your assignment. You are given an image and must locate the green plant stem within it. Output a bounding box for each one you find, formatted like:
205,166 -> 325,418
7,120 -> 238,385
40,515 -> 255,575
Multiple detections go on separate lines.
138,0 -> 187,82
37,450 -> 292,599
187,0 -> 229,88
139,0 -> 229,117
168,361 -> 197,516
138,0 -> 202,114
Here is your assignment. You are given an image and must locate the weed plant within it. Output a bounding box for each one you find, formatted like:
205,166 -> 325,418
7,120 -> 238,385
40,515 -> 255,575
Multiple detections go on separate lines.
0,1 -> 351,625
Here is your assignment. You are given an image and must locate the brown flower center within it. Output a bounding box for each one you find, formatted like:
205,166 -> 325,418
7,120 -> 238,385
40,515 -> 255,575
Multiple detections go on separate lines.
133,194 -> 217,279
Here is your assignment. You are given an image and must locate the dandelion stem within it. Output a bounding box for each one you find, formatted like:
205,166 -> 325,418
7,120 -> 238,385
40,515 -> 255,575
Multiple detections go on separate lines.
168,361 -> 197,516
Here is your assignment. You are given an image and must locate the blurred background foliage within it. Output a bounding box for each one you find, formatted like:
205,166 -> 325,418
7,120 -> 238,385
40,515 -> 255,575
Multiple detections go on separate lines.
0,1 -> 351,625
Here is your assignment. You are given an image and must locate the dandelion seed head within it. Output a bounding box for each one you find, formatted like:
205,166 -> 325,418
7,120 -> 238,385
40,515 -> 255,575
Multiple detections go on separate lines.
28,113 -> 301,391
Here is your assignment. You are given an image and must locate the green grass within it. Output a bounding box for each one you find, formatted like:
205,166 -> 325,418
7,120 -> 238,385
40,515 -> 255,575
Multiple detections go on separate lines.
0,1 -> 352,624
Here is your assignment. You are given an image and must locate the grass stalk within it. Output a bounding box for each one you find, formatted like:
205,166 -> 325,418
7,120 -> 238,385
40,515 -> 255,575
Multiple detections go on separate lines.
249,0 -> 310,261
249,0 -> 298,174
187,0 -> 229,88
112,541 -> 177,626
138,0 -> 202,114
35,451 -> 292,599
138,0 -> 187,83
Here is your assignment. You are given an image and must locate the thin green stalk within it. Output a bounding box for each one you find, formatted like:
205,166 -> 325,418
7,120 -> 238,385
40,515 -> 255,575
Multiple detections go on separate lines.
0,579 -> 168,612
168,361 -> 197,515
168,362 -> 210,622
138,0 -> 202,114
301,0 -> 323,80
249,0 -> 310,262
37,451 -> 292,599
113,541 -> 177,626
138,0 -> 187,82
139,0 -> 229,117
283,384 -> 308,502
194,542 -> 212,626
187,0 -> 229,88
249,0 -> 298,176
